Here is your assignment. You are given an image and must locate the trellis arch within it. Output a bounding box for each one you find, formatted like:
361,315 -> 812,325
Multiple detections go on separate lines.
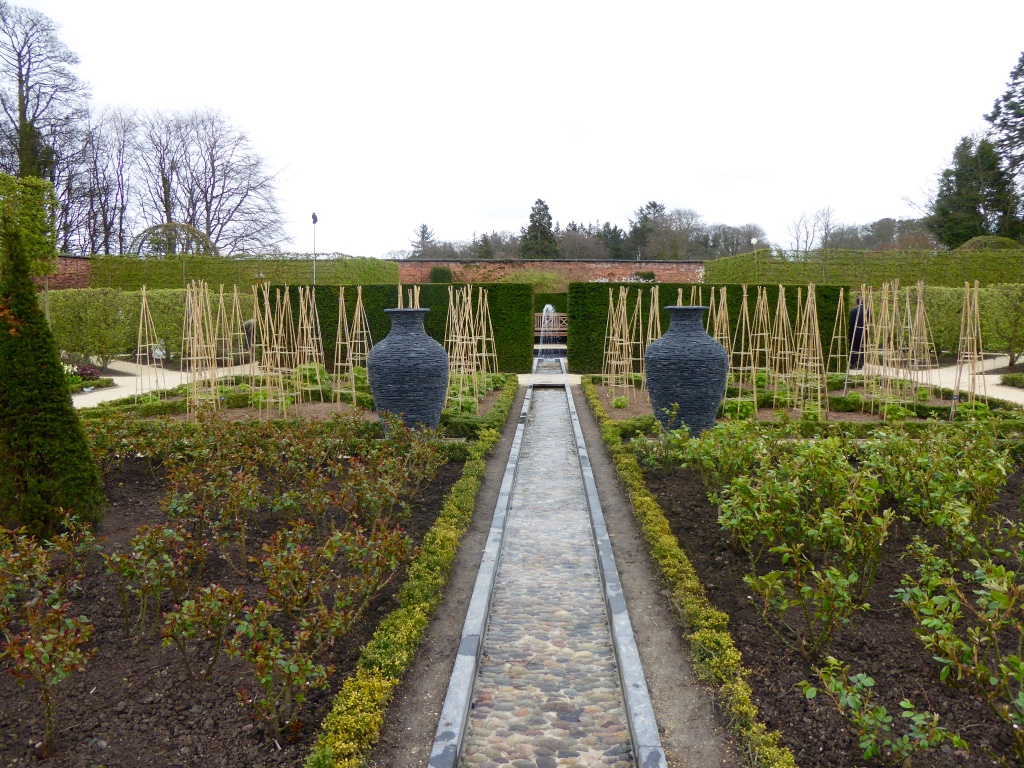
128,223 -> 220,257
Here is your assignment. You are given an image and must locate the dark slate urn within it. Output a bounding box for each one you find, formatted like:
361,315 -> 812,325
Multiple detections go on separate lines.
367,309 -> 449,430
644,306 -> 728,435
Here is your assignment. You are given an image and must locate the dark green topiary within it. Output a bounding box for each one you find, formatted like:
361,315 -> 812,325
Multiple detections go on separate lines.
428,266 -> 453,283
0,217 -> 103,536
955,235 -> 1024,251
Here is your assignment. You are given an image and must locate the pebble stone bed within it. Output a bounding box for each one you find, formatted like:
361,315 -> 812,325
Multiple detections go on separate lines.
461,388 -> 633,768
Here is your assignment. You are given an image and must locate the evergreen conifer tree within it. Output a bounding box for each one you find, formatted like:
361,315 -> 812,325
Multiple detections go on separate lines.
0,214 -> 103,536
927,135 -> 1023,249
520,199 -> 559,259
986,51 -> 1024,184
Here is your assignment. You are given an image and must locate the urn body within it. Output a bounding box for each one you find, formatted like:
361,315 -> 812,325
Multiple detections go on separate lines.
643,306 -> 728,435
367,309 -> 448,430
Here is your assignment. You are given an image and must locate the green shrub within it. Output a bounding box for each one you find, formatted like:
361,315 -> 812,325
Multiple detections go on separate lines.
612,396 -> 628,409
1002,373 -> 1024,388
428,266 -> 452,283
830,392 -> 863,412
955,235 -> 1023,251
881,403 -> 910,421
0,219 -> 103,536
720,399 -> 756,419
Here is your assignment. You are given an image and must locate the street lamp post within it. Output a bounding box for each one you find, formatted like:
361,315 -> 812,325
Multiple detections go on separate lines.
312,212 -> 318,285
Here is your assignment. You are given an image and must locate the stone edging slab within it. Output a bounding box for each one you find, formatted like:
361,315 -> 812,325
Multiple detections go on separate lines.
560,360 -> 669,768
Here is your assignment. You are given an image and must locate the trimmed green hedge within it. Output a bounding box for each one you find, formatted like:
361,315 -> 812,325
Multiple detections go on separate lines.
566,282 -> 843,374
924,284 -> 1024,359
533,292 -> 567,313
704,247 -> 1024,288
46,288 -> 233,366
581,379 -> 795,768
88,255 -> 399,290
278,283 -> 534,374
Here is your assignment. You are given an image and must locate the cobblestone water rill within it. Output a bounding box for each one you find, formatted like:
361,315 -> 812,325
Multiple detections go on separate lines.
461,388 -> 633,768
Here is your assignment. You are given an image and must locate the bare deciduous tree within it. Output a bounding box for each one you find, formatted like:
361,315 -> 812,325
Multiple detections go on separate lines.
133,109 -> 286,254
0,2 -> 87,179
787,212 -> 818,252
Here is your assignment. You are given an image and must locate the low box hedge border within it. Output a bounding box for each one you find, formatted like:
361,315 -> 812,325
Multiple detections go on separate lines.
580,377 -> 796,768
67,377 -> 115,393
304,381 -> 517,768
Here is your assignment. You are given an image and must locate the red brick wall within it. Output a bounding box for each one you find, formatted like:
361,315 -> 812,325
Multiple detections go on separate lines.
398,259 -> 704,285
32,256 -> 92,290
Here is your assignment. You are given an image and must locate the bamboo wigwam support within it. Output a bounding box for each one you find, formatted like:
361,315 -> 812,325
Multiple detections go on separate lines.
295,286 -> 327,403
333,286 -> 353,408
952,280 -> 986,417
826,287 -> 849,378
445,285 -> 477,411
769,285 -> 794,410
601,287 -> 644,403
254,284 -> 302,418
135,285 -> 166,402
729,285 -> 757,418
792,284 -> 827,419
182,280 -> 219,417
475,287 -> 499,382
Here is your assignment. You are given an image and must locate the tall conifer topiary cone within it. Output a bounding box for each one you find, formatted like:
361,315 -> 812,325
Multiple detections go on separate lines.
0,216 -> 103,536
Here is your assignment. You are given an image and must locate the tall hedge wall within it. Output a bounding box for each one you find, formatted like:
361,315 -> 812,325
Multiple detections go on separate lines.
924,284 -> 1024,359
566,282 -> 843,374
533,292 -> 568,313
277,283 -> 534,374
704,248 -> 1024,288
89,255 -> 399,290
47,288 -> 196,367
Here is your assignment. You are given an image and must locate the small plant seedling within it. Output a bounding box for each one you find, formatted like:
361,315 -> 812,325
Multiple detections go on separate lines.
801,657 -> 967,765
611,396 -> 628,409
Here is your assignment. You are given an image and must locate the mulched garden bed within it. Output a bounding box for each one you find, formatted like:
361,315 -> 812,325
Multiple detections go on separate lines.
643,464 -> 1024,768
0,456 -> 463,768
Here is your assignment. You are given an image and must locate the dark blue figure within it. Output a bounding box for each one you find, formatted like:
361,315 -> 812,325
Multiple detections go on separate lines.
848,296 -> 866,370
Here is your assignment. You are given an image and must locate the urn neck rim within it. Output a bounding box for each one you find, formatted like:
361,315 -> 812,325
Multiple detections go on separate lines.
665,305 -> 708,321
384,307 -> 430,329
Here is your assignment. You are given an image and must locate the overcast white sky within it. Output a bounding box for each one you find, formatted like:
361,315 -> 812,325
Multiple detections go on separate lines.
22,0 -> 1024,256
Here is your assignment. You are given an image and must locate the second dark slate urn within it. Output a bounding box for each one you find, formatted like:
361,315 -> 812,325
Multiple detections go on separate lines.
644,305 -> 728,435
367,308 -> 449,430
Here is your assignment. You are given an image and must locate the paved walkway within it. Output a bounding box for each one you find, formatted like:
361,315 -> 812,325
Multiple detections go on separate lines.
461,387 -> 633,768
71,360 -> 253,409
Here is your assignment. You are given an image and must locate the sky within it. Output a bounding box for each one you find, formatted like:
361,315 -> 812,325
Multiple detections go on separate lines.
21,0 -> 1024,257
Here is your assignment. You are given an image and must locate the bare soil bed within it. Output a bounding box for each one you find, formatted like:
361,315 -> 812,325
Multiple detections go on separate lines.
642,464 -> 1024,768
0,456 -> 463,768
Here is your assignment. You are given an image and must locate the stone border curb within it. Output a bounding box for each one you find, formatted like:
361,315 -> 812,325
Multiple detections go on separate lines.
427,359 -> 538,767
562,360 -> 669,768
